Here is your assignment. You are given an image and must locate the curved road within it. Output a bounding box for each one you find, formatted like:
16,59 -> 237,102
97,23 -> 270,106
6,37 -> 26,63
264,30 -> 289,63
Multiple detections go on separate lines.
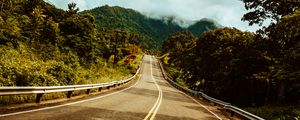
0,55 -> 224,120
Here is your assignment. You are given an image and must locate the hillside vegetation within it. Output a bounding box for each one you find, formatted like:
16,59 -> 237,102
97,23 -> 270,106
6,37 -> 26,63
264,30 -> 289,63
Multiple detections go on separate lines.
83,5 -> 221,54
0,0 -> 142,87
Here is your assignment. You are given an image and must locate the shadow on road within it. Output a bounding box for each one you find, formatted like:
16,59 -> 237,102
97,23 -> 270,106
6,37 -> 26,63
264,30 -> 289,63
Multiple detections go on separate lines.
124,87 -> 194,104
42,106 -> 200,120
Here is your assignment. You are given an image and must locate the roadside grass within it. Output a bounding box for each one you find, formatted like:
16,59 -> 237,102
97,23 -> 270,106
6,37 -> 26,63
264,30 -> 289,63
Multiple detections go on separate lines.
244,105 -> 300,120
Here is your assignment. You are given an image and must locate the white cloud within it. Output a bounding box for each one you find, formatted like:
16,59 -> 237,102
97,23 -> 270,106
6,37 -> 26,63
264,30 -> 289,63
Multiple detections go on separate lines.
47,0 -> 266,32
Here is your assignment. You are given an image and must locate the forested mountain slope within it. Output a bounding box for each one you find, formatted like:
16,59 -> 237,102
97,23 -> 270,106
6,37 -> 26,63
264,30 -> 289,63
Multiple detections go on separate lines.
83,5 -> 221,53
187,18 -> 222,36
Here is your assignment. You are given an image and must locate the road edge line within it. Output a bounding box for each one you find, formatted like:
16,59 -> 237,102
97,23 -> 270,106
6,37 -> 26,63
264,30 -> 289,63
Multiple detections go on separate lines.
157,59 -> 223,120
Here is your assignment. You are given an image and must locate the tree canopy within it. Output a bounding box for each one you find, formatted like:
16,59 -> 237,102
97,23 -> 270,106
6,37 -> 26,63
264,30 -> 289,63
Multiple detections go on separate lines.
241,0 -> 300,25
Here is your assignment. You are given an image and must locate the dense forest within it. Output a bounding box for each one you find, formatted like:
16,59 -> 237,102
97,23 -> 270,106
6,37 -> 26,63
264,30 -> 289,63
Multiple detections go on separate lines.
162,0 -> 300,119
83,5 -> 221,54
0,0 -> 143,87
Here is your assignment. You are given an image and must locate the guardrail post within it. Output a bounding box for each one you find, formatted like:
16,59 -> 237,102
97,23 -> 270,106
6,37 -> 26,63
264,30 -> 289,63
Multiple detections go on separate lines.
67,91 -> 73,98
36,93 -> 44,103
86,89 -> 91,94
195,93 -> 201,98
98,87 -> 102,92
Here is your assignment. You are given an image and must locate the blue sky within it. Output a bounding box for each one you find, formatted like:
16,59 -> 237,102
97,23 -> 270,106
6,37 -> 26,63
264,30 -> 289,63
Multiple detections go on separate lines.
47,0 -> 266,32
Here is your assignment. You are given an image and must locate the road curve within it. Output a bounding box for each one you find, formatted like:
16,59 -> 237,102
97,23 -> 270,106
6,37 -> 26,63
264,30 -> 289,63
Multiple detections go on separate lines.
0,55 -> 223,120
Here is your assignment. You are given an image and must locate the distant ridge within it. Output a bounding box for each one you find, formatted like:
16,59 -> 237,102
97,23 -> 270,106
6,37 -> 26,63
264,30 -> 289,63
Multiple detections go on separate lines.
83,5 -> 222,53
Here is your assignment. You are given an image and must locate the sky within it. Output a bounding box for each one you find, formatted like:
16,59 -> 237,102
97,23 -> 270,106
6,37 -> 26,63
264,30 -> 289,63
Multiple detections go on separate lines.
47,0 -> 265,32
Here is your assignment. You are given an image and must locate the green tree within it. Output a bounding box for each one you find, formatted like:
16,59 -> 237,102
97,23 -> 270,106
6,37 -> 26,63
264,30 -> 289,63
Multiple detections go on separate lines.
265,10 -> 300,103
0,16 -> 21,47
163,31 -> 196,70
241,0 -> 300,104
67,3 -> 79,16
30,6 -> 46,45
241,0 -> 300,25
190,28 -> 270,106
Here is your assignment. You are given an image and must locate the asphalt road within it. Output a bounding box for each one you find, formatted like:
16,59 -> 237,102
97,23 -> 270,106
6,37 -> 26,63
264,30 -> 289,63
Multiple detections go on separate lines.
0,55 -> 224,120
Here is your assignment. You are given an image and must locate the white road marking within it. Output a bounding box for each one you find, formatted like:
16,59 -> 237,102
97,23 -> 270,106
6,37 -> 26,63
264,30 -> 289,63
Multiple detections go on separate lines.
144,56 -> 163,120
157,59 -> 223,120
178,90 -> 223,120
0,67 -> 143,117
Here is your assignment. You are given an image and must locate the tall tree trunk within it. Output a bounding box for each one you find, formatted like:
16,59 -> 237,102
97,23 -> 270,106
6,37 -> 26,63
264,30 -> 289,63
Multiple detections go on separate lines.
9,0 -> 12,8
113,44 -> 117,64
265,78 -> 271,103
1,0 -> 4,12
277,81 -> 286,103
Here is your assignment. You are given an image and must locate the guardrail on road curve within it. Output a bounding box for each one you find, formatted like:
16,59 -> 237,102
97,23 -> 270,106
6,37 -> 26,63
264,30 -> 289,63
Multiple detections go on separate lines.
157,60 -> 264,120
0,64 -> 141,103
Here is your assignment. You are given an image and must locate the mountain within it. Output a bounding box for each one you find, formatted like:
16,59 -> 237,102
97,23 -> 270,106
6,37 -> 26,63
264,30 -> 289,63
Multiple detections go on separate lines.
83,5 -> 221,53
188,18 -> 223,36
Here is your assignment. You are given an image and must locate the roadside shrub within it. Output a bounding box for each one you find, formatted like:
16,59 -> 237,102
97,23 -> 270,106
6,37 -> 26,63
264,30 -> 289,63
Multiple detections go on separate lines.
245,105 -> 300,120
47,62 -> 78,85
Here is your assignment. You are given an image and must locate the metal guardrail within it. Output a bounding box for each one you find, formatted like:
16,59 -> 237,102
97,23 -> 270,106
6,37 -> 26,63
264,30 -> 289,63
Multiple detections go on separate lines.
158,61 -> 264,120
223,105 -> 265,120
0,65 -> 141,103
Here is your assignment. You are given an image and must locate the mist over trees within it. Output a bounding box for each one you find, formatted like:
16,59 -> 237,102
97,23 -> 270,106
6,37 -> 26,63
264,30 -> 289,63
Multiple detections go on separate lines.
83,5 -> 221,54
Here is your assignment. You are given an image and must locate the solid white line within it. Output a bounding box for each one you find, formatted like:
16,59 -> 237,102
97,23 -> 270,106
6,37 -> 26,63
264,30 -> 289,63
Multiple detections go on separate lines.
150,89 -> 162,120
143,56 -> 163,120
143,89 -> 160,119
158,59 -> 223,120
0,71 -> 143,117
179,90 -> 222,120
